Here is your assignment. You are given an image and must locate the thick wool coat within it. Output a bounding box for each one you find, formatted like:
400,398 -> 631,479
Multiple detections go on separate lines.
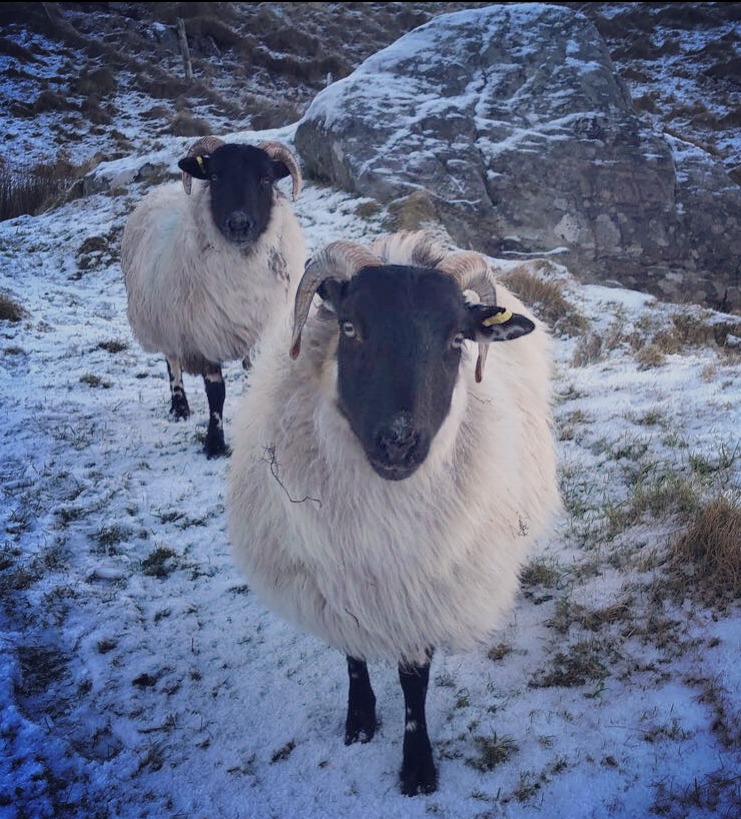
227,236 -> 561,666
120,179 -> 305,374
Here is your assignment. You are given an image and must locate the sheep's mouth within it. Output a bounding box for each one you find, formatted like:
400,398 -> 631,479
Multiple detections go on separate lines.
367,458 -> 421,481
226,230 -> 258,248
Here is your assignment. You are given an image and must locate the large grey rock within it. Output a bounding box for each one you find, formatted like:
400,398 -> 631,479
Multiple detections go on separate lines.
294,2 -> 740,311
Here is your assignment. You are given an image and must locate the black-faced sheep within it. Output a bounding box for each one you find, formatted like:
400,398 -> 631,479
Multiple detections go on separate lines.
226,230 -> 561,795
120,136 -> 306,457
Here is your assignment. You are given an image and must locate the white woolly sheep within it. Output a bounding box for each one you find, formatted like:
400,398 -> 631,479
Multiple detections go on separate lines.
227,230 -> 561,795
120,136 -> 306,457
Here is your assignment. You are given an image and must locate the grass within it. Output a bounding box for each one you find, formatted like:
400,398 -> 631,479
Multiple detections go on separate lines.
570,303 -> 741,370
15,644 -> 69,698
0,556 -> 42,595
141,546 -> 178,578
92,524 -> 131,553
529,638 -> 611,689
664,494 -> 741,604
466,733 -> 518,772
520,557 -> 562,590
487,642 -> 514,662
270,740 -> 296,763
75,231 -> 121,273
500,264 -> 589,337
0,293 -> 26,322
80,373 -> 112,389
97,339 -> 128,354
560,419 -> 738,556
545,596 -> 635,637
0,155 -> 86,220
651,767 -> 741,817
634,343 -> 666,369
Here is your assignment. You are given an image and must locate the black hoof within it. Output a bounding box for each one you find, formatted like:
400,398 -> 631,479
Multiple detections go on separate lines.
204,429 -> 229,459
169,397 -> 190,420
344,708 -> 377,745
205,441 -> 230,459
400,757 -> 438,796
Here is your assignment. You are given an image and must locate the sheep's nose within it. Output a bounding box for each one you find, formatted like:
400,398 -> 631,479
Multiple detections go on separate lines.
225,211 -> 254,238
375,416 -> 420,466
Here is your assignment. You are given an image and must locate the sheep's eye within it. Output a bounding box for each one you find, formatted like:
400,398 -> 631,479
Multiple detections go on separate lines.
451,331 -> 466,349
210,173 -> 219,182
341,321 -> 356,339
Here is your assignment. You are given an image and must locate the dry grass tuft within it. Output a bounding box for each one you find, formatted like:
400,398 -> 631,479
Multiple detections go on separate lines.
500,266 -> 588,337
0,293 -> 26,322
529,639 -> 611,688
170,111 -> 212,137
385,190 -> 440,232
0,156 -> 83,220
634,343 -> 666,369
467,733 -> 518,772
652,311 -> 741,356
667,495 -> 741,603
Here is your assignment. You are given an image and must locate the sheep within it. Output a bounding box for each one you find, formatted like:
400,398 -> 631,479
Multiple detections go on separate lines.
120,135 -> 306,457
226,230 -> 561,795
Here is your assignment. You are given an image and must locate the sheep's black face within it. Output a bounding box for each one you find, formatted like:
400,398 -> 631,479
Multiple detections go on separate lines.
179,144 -> 289,247
319,266 -> 471,481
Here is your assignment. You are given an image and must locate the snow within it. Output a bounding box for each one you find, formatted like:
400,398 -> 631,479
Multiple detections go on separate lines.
2,22 -> 741,819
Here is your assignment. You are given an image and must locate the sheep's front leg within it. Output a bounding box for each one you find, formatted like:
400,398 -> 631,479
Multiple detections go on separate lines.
399,658 -> 437,796
166,357 -> 190,419
345,656 -> 377,744
203,364 -> 227,458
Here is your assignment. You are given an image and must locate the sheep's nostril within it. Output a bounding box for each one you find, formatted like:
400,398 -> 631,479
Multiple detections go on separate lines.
226,211 -> 253,236
375,425 -> 419,465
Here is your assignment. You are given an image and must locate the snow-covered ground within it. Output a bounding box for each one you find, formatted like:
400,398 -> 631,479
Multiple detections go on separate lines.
1,120 -> 738,818
1,3 -> 740,815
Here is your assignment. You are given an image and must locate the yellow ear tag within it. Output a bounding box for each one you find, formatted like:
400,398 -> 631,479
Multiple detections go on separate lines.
482,308 -> 513,326
196,155 -> 206,172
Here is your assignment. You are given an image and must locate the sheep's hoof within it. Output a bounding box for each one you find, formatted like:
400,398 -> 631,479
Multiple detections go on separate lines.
344,709 -> 377,745
169,397 -> 190,420
399,756 -> 438,796
205,439 -> 230,459
203,420 -> 229,458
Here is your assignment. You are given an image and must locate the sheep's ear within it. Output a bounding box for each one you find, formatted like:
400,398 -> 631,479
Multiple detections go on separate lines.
317,278 -> 347,312
177,155 -> 211,181
467,304 -> 535,343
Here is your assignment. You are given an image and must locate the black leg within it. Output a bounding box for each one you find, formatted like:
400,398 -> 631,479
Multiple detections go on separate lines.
166,357 -> 190,419
345,656 -> 377,744
398,655 -> 437,796
203,364 -> 227,458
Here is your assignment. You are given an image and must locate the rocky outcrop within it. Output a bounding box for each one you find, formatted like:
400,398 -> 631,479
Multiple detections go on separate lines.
294,2 -> 740,310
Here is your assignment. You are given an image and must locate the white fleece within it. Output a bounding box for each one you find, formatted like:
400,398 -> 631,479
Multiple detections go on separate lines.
227,235 -> 561,666
120,179 -> 306,373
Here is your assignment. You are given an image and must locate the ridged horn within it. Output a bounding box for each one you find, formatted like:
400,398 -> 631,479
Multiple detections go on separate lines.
290,242 -> 381,360
370,229 -> 447,269
259,140 -> 303,201
436,250 -> 498,305
436,249 -> 498,383
181,135 -> 225,195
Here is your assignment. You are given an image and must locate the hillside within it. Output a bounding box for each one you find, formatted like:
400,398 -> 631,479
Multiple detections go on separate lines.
1,2 -> 739,182
0,5 -> 739,818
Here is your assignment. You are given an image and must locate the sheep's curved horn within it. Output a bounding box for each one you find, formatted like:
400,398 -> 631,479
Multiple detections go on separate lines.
181,135 -> 225,195
437,250 -> 498,383
370,230 -> 447,269
290,242 -> 381,360
259,141 -> 303,201
437,250 -> 498,304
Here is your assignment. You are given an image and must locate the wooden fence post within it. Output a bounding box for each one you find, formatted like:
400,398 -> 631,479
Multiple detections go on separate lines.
176,18 -> 194,82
